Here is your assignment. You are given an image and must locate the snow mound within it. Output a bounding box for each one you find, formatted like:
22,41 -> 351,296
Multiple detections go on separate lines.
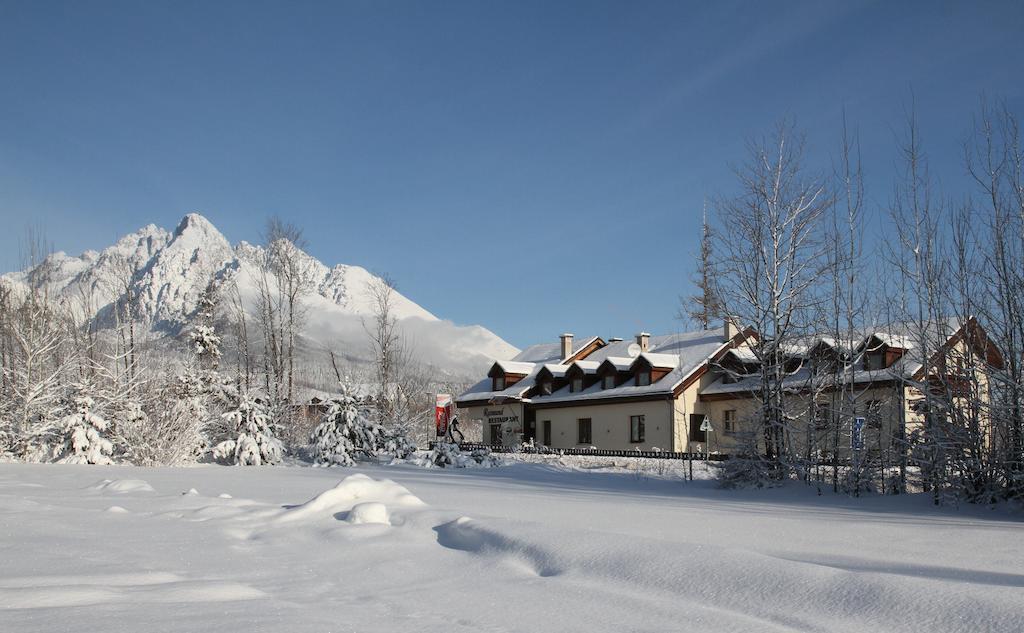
91,479 -> 155,494
346,502 -> 390,525
434,517 -> 562,577
105,506 -> 129,514
182,488 -> 199,496
276,474 -> 425,524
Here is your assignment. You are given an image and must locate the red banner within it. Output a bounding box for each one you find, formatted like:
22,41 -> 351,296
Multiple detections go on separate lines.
435,394 -> 453,437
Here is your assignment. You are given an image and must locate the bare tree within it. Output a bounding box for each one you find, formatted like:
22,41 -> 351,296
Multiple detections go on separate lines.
0,231 -> 78,458
963,98 -> 1024,501
712,120 -> 834,480
885,106 -> 960,503
821,116 -> 879,495
264,217 -> 316,406
248,218 -> 314,416
360,273 -> 432,445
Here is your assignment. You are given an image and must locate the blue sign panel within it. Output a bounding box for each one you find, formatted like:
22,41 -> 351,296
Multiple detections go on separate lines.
852,417 -> 865,451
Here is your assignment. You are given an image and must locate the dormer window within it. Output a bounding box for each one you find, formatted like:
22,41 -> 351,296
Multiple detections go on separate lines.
493,375 -> 506,391
637,371 -> 650,386
602,374 -> 615,390
541,380 -> 552,395
571,376 -> 583,393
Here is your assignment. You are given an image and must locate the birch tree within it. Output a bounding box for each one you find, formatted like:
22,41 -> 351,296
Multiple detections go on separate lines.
712,121 -> 833,481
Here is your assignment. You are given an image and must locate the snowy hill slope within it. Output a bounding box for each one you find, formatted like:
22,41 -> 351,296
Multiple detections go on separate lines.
1,213 -> 517,376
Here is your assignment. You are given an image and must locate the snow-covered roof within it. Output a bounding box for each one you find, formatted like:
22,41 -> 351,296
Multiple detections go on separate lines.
726,347 -> 758,362
531,329 -> 728,406
512,335 -> 601,364
602,356 -> 634,371
570,360 -> 601,374
701,319 -> 974,397
700,365 -> 912,396
870,332 -> 915,350
456,363 -> 544,405
540,364 -> 570,378
492,360 -> 536,375
638,352 -> 681,369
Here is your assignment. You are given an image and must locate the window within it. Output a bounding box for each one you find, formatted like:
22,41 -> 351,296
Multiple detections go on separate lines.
864,353 -> 884,371
542,420 -> 551,446
577,418 -> 592,444
540,380 -> 552,395
493,375 -> 506,391
603,374 -> 615,390
723,409 -> 737,434
637,371 -> 651,386
630,415 -> 645,443
571,376 -> 583,393
688,414 -> 707,442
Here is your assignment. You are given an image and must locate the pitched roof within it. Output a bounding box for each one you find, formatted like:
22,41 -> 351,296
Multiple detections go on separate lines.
492,360 -> 536,375
638,352 -> 681,369
701,318 -> 972,396
539,363 -> 570,378
569,360 -> 601,374
602,356 -> 634,371
511,335 -> 602,364
531,329 -> 728,405
456,363 -> 542,405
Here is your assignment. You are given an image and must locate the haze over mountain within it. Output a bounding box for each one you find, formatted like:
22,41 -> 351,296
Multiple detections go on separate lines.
1,213 -> 518,380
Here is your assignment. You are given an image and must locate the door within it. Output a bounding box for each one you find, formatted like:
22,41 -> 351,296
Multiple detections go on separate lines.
542,420 -> 551,446
524,420 -> 536,443
489,423 -> 502,445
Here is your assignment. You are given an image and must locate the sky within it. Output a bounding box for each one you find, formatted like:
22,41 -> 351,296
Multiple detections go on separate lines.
1,0 -> 1023,349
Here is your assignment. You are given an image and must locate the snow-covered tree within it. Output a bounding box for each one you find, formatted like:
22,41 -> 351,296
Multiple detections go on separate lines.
190,325 -> 222,367
717,433 -> 776,489
419,441 -> 499,468
213,394 -> 283,466
309,380 -> 385,466
52,386 -> 114,465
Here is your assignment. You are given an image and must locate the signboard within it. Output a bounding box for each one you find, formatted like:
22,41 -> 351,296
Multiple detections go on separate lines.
852,416 -> 865,451
699,418 -> 713,433
483,406 -> 521,434
435,394 -> 453,438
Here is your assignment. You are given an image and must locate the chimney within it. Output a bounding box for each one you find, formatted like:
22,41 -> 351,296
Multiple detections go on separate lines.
635,332 -> 650,352
723,317 -> 739,343
560,333 -> 574,362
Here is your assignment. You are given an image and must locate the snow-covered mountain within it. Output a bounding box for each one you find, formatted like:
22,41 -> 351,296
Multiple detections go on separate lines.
1,213 -> 518,377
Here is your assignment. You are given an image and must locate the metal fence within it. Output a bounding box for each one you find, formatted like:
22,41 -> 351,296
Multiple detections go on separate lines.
434,441 -> 730,461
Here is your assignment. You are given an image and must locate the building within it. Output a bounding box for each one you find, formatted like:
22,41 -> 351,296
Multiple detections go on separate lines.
456,317 -> 1003,457
456,323 -> 748,451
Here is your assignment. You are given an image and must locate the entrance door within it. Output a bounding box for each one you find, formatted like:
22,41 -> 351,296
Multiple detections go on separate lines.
489,423 -> 502,445
524,420 -> 536,443
542,420 -> 551,446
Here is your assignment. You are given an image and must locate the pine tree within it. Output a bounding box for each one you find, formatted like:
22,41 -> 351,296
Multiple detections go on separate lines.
681,207 -> 722,330
53,386 -> 114,465
309,380 -> 386,466
213,394 -> 283,466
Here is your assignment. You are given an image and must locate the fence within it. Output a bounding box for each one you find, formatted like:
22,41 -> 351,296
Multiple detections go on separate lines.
434,441 -> 730,461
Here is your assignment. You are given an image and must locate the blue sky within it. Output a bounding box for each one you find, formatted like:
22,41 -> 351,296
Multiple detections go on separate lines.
1,1 -> 1022,349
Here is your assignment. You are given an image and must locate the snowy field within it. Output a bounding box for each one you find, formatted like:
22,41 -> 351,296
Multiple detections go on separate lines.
1,462 -> 1022,633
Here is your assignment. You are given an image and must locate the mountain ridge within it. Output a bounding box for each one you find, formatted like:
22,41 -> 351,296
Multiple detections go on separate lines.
1,213 -> 517,377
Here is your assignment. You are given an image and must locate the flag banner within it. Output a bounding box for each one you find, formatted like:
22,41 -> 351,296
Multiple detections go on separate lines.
435,394 -> 453,437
